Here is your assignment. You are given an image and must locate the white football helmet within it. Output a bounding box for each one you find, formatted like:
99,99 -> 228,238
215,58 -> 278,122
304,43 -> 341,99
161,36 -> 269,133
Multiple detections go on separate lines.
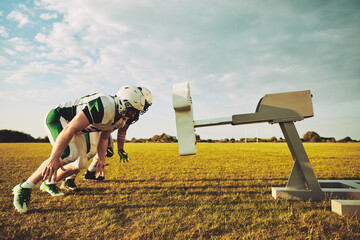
139,87 -> 152,105
116,86 -> 145,111
138,86 -> 152,114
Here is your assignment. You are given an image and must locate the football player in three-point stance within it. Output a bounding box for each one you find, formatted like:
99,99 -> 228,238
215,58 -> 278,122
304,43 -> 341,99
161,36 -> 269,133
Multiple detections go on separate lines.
61,86 -> 152,191
12,86 -> 149,213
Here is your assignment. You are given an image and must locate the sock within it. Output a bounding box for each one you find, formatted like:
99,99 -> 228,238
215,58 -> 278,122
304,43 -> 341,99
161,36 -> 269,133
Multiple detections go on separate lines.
88,164 -> 96,172
20,180 -> 34,189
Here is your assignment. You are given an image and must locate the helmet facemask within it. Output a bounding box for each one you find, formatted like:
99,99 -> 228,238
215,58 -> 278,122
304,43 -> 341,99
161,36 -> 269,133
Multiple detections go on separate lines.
141,101 -> 151,115
114,97 -> 126,118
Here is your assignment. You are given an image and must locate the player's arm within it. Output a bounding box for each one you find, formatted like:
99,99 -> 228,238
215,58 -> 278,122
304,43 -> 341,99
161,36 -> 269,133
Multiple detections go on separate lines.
95,130 -> 112,178
117,125 -> 129,149
117,125 -> 130,162
106,137 -> 114,157
42,111 -> 90,181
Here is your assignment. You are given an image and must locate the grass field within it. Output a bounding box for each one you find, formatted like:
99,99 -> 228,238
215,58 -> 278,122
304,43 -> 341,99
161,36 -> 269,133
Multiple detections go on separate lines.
1,142 -> 359,239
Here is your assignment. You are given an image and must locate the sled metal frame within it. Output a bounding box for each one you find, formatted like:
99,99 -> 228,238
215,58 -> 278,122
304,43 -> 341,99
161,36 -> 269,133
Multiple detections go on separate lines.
172,82 -> 360,201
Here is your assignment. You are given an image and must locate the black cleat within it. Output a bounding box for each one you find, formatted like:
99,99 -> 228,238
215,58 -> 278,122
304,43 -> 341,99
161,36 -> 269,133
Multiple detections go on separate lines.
84,170 -> 96,180
61,179 -> 79,191
83,170 -> 105,181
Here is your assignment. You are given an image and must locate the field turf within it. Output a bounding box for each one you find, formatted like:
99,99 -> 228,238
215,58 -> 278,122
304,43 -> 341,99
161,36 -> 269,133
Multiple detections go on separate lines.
1,142 -> 359,239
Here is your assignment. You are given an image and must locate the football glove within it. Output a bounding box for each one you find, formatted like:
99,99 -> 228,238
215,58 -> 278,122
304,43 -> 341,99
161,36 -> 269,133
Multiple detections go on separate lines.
118,149 -> 129,163
106,147 -> 114,157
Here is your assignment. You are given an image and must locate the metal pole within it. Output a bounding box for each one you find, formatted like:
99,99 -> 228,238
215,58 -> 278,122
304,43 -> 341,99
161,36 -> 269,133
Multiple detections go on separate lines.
279,121 -> 325,200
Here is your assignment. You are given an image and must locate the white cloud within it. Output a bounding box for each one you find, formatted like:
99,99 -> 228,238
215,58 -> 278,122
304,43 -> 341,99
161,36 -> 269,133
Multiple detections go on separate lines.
0,89 -> 54,101
8,37 -> 34,52
4,48 -> 17,56
1,0 -> 359,140
4,61 -> 59,85
39,13 -> 58,20
0,26 -> 9,37
6,11 -> 31,27
17,3 -> 30,12
0,55 -> 12,65
34,22 -> 84,60
34,33 -> 46,43
4,72 -> 29,85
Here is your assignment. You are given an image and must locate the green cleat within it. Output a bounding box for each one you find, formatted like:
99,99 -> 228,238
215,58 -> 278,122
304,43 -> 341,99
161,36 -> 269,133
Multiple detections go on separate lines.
40,181 -> 64,196
13,181 -> 32,213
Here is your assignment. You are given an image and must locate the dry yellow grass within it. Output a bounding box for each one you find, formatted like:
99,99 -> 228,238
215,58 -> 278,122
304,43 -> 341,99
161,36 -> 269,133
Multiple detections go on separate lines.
1,142 -> 359,239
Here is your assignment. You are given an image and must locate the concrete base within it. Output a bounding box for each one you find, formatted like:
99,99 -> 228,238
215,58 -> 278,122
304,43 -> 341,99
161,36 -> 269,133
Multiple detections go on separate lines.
331,200 -> 360,217
272,188 -> 324,201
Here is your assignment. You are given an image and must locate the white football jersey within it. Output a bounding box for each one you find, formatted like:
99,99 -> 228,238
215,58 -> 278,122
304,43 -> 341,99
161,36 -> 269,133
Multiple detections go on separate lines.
54,93 -> 127,133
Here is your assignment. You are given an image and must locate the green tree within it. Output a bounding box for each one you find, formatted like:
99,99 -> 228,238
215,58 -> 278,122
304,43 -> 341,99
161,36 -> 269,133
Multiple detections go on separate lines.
338,136 -> 354,143
0,129 -> 35,143
150,133 -> 177,143
303,131 -> 322,142
195,134 -> 201,141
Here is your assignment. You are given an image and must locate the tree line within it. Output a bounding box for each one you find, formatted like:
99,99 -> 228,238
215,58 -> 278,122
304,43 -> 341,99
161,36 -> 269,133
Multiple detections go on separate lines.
119,131 -> 358,143
197,131 -> 357,143
0,129 -> 357,143
0,130 -> 49,143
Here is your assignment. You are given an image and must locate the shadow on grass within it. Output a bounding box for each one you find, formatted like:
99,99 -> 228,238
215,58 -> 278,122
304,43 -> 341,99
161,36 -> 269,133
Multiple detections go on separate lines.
20,181 -> 332,215
22,178 -> 319,214
27,195 -> 329,215
61,177 -> 285,197
27,198 -> 275,214
63,184 -> 273,197
63,187 -> 110,196
104,178 -> 288,183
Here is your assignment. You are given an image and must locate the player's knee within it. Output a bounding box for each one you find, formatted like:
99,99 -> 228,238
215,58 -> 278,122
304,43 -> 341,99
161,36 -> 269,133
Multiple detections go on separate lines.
77,157 -> 88,170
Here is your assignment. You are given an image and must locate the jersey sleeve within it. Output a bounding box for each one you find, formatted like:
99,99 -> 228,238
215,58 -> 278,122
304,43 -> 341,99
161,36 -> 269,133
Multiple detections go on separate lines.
86,95 -> 115,124
82,106 -> 93,124
86,97 -> 105,124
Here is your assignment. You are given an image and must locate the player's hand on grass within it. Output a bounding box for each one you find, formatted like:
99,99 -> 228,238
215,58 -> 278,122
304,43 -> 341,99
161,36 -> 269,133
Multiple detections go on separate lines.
95,161 -> 109,179
42,157 -> 66,181
118,149 -> 129,163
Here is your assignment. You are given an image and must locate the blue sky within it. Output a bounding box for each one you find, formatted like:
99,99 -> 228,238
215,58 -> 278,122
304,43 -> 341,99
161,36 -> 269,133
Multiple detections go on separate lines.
1,0 -> 359,140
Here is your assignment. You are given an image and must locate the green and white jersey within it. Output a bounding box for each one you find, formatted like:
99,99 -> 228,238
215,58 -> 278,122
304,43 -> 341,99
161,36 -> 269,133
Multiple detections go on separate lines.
53,93 -> 127,133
